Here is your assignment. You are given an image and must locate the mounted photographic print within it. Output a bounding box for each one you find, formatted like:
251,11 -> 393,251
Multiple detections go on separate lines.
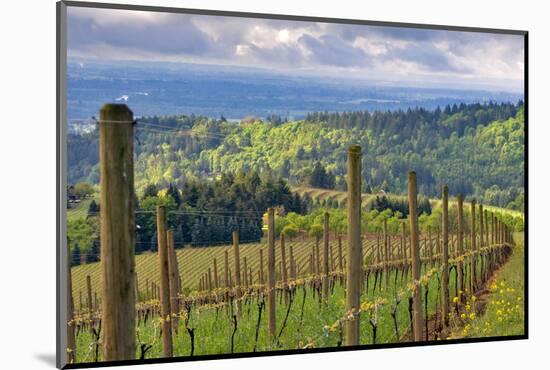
56,1 -> 527,368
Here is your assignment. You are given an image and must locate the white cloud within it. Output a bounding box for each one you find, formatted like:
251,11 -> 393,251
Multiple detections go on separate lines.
67,7 -> 524,92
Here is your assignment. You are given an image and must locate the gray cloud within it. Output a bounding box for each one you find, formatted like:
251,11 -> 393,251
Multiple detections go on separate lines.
67,7 -> 524,91
68,12 -> 226,57
388,43 -> 471,73
299,34 -> 370,67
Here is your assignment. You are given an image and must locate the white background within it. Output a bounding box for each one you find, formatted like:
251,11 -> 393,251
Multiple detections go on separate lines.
0,0 -> 546,368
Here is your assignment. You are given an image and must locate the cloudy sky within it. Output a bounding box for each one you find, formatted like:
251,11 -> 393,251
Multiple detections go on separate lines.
67,7 -> 525,92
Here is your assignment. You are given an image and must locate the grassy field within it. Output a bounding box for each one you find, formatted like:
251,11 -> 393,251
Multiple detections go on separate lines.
74,257 -> 453,362
67,198 -> 93,221
293,186 -> 376,208
71,235 -> 405,307
451,232 -> 525,338
71,233 -> 518,363
294,186 -> 524,219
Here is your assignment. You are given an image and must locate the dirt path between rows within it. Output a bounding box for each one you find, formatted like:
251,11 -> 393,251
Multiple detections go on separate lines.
402,256 -> 511,342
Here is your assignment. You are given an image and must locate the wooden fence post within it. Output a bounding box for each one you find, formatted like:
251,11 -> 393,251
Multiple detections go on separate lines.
401,222 -> 408,278
213,257 -> 219,289
289,245 -> 296,280
67,239 -> 76,363
259,248 -> 265,285
267,208 -> 276,339
470,199 -> 477,292
479,204 -> 485,282
483,210 -> 489,247
457,194 -> 464,299
384,218 -> 389,290
322,212 -> 330,304
86,275 -> 93,314
408,171 -> 424,341
224,250 -> 230,308
232,231 -> 242,315
281,233 -> 288,305
330,243 -> 335,274
441,185 -> 450,328
167,229 -> 180,332
208,268 -> 213,292
345,145 -> 362,345
338,235 -> 344,284
315,235 -> 321,276
157,206 -> 173,357
99,104 -> 135,360
491,212 -> 495,245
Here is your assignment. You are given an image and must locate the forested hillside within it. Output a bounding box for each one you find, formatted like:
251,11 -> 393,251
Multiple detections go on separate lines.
68,101 -> 524,210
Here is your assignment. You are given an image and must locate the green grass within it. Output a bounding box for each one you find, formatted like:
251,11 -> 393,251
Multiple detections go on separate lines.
67,198 -> 93,221
73,263 -> 448,362
293,186 -> 376,208
293,186 -> 523,218
71,236 -> 399,308
455,232 -> 525,338
71,239 -> 517,364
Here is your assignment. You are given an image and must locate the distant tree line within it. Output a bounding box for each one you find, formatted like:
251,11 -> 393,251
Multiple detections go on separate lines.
68,101 -> 524,210
134,171 -> 312,251
366,194 -> 432,216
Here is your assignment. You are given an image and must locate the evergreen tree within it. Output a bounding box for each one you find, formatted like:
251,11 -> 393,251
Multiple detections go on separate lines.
71,242 -> 81,267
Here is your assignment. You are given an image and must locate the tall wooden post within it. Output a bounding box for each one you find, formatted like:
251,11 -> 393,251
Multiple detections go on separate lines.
67,240 -> 76,363
213,258 -> 219,289
401,222 -> 408,277
322,212 -> 330,304
457,194 -> 464,298
497,218 -> 501,245
259,248 -> 265,285
383,218 -> 389,290
289,245 -> 296,280
483,210 -> 489,247
441,185 -> 450,328
86,275 -> 93,313
157,206 -> 173,357
267,208 -> 276,339
99,104 -> 135,360
281,233 -> 288,305
337,235 -> 344,284
479,204 -> 484,249
167,229 -> 180,331
470,199 -> 477,292
491,212 -> 495,245
483,210 -> 492,281
345,145 -> 362,346
408,171 -> 424,341
479,204 -> 485,282
315,235 -> 321,275
224,250 -> 230,305
232,231 -> 242,315
337,235 -> 344,272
